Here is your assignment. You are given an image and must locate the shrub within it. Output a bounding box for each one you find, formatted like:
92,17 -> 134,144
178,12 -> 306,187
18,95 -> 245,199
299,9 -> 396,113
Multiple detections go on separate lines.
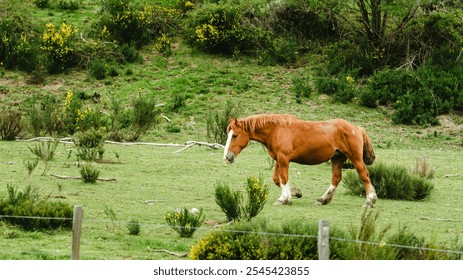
265,0 -> 339,43
257,36 -> 299,66
73,128 -> 106,161
184,2 -> 268,55
127,219 -> 141,235
343,162 -> 434,201
57,0 -> 79,11
0,1 -> 41,73
215,175 -> 269,222
361,65 -> 463,125
291,75 -> 312,104
189,219 -> 350,260
28,140 -> 59,175
41,22 -> 79,73
97,0 -> 181,48
26,94 -> 63,136
206,99 -> 239,145
130,94 -> 160,141
214,182 -> 243,222
0,184 -> 73,231
80,163 -> 100,183
34,0 -> 49,9
61,90 -> 105,134
0,110 -> 22,140
89,59 -> 107,80
314,74 -> 356,103
242,175 -> 269,221
165,208 -> 205,238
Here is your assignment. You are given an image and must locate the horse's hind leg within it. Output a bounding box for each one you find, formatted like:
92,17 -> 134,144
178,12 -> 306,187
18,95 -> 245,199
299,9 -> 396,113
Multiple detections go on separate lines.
317,157 -> 344,205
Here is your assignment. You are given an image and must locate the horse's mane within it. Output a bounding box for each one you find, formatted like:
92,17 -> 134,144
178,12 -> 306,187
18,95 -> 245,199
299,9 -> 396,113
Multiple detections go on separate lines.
239,114 -> 301,132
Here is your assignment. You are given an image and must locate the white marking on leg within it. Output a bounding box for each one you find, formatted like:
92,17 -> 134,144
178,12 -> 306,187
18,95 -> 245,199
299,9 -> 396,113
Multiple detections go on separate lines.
366,184 -> 377,207
223,129 -> 233,160
277,182 -> 292,204
322,184 -> 337,201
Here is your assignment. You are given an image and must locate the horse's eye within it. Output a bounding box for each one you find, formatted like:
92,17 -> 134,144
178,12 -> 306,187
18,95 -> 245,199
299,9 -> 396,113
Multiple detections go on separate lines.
232,134 -> 238,139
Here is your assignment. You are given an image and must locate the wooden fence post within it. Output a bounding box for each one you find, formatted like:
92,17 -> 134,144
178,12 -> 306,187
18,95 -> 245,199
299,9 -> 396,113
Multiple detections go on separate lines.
318,220 -> 330,260
72,205 -> 83,260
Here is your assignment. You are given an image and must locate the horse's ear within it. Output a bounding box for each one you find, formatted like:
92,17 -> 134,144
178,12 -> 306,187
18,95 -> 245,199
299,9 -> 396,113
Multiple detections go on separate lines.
233,118 -> 241,127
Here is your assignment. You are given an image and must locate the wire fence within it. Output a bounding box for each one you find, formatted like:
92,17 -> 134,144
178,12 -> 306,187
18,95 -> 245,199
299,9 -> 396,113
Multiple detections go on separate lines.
1,212 -> 463,260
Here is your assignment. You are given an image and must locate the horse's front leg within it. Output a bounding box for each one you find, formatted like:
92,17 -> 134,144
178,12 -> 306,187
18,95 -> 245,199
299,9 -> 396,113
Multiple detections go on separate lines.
274,159 -> 292,205
272,161 -> 280,187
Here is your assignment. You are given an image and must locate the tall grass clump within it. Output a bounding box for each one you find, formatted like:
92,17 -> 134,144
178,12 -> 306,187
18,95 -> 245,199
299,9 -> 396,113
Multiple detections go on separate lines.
410,156 -> 435,179
164,208 -> 205,238
346,210 -> 463,260
343,162 -> 434,201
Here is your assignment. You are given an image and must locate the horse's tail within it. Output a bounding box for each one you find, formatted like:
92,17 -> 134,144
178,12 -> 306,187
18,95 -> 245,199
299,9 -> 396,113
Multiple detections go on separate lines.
359,126 -> 375,165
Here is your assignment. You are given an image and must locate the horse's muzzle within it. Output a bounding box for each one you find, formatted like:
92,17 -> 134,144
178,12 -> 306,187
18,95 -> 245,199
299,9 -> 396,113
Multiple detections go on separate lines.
225,151 -> 235,164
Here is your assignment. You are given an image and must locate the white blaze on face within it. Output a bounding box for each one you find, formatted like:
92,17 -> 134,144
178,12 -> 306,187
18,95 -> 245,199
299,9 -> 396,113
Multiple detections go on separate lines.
223,129 -> 234,160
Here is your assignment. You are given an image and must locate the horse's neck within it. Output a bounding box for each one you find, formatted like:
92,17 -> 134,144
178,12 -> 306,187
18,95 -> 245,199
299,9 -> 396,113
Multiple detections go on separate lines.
248,125 -> 275,145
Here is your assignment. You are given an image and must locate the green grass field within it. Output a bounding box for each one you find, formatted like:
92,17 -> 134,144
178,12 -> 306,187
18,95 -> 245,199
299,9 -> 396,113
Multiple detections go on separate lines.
1,0 -> 463,260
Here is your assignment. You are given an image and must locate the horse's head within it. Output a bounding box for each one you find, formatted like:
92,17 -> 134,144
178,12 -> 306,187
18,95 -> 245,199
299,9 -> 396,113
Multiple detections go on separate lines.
223,118 -> 250,164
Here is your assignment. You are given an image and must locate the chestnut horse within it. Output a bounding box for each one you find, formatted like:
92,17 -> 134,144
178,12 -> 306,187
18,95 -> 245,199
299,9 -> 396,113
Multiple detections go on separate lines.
224,114 -> 377,208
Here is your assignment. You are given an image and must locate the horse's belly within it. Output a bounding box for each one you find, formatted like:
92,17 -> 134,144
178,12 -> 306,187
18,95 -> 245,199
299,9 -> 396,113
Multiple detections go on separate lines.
291,149 -> 333,165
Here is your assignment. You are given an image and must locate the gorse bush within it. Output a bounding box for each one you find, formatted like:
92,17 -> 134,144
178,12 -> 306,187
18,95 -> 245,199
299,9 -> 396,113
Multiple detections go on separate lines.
41,22 -> 79,73
343,162 -> 434,201
214,175 -> 269,222
242,175 -> 269,221
0,184 -> 73,231
0,0 -> 41,73
184,2 -> 268,55
130,94 -> 160,141
165,208 -> 205,238
189,219 -> 350,260
190,212 -> 463,260
73,128 -> 106,161
215,182 -> 242,222
97,0 -> 180,48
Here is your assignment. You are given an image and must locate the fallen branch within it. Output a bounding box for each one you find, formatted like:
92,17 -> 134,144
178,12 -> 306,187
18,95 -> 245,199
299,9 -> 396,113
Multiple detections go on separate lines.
16,138 -> 224,152
174,141 -> 223,153
18,137 -> 73,144
145,248 -> 188,257
419,217 -> 453,222
104,141 -> 186,147
50,174 -> 116,181
140,200 -> 165,204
